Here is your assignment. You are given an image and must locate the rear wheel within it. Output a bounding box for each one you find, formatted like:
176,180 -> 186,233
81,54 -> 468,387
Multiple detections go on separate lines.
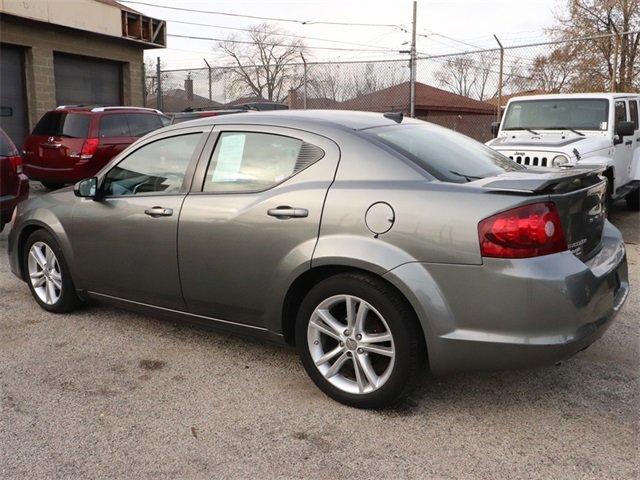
296,272 -> 425,409
626,187 -> 639,211
41,182 -> 64,190
23,230 -> 80,313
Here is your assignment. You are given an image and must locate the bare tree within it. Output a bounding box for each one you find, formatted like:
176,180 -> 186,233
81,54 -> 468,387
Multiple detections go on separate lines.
529,46 -> 575,92
218,23 -> 306,102
553,0 -> 639,91
435,53 -> 500,100
144,57 -> 168,97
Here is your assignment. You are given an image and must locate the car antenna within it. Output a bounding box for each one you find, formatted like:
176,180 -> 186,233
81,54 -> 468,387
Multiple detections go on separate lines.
383,112 -> 403,123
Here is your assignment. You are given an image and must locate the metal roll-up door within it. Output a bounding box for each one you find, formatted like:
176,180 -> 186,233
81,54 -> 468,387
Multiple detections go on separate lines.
54,53 -> 122,106
0,44 -> 27,148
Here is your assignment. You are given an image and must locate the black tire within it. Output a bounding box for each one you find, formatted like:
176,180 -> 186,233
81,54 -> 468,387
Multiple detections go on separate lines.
296,272 -> 425,409
41,182 -> 64,190
626,187 -> 640,211
23,229 -> 80,313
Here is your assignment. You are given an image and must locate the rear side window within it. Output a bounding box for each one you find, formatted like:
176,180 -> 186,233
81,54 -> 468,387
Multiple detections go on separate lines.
629,100 -> 638,130
202,132 -> 323,193
0,129 -> 18,156
99,114 -> 130,137
368,123 -> 524,183
32,112 -> 90,138
127,114 -> 163,137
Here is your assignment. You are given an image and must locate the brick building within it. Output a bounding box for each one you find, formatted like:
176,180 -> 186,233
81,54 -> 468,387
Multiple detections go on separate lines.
0,0 -> 165,147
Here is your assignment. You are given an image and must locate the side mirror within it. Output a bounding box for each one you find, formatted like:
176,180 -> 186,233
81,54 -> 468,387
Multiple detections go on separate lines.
74,177 -> 99,199
491,121 -> 501,138
616,120 -> 634,138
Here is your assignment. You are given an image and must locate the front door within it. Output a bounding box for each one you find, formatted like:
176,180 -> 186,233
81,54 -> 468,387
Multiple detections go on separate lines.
70,128 -> 209,309
179,125 -> 340,327
612,100 -> 632,191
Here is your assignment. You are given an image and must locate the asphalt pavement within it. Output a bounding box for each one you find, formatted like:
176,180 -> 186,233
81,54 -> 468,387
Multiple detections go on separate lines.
1,183 -> 638,479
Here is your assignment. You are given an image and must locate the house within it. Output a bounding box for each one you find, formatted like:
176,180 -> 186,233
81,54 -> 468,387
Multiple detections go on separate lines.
487,89 -> 548,110
0,0 -> 165,147
338,81 -> 497,141
285,89 -> 340,110
146,77 -> 223,112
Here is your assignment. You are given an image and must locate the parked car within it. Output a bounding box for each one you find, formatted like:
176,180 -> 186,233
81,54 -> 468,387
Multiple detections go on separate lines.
23,106 -> 170,189
486,93 -> 640,211
0,128 -> 29,232
169,107 -> 246,125
8,111 -> 629,408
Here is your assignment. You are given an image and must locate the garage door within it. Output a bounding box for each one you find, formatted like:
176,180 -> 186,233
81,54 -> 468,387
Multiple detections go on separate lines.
0,44 -> 27,148
54,53 -> 122,107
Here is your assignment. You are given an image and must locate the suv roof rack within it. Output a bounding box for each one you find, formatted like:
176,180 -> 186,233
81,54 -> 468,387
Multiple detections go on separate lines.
56,104 -> 105,110
90,106 -> 163,114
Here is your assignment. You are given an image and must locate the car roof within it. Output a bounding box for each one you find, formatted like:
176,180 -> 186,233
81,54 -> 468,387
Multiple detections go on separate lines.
161,109 -> 421,133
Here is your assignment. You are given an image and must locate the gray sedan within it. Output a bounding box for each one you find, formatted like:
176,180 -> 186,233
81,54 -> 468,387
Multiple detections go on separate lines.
7,111 -> 629,408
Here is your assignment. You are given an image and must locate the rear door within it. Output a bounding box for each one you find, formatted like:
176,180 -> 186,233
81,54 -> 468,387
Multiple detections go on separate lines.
70,126 -> 210,308
178,125 -> 339,327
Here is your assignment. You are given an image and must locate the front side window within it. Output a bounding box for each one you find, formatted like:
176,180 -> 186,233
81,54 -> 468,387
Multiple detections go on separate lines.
368,123 -> 524,184
614,101 -> 627,128
628,100 -> 638,130
203,132 -> 322,193
502,99 -> 609,131
127,114 -> 163,137
32,112 -> 90,138
102,133 -> 202,196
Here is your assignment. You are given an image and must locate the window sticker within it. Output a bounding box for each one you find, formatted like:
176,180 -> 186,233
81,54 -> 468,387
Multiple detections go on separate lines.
600,121 -> 608,130
212,133 -> 246,182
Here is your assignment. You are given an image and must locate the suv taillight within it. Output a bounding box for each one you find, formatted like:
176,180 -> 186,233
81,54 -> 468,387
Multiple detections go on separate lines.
478,202 -> 567,258
80,138 -> 99,159
8,155 -> 23,174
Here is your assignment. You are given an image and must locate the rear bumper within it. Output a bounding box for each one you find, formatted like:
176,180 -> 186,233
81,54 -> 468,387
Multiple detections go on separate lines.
0,174 -> 29,224
384,220 -> 629,374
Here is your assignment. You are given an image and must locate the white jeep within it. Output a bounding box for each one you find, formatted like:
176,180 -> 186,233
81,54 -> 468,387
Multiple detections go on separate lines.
486,93 -> 640,211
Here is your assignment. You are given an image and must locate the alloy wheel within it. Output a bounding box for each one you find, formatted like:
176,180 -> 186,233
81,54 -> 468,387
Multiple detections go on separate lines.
27,242 -> 63,305
307,294 -> 395,395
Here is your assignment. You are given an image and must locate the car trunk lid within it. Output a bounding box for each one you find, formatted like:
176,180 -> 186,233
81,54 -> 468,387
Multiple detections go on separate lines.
477,168 -> 607,260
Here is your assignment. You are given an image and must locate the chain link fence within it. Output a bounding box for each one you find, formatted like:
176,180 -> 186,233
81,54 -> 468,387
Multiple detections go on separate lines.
148,31 -> 639,142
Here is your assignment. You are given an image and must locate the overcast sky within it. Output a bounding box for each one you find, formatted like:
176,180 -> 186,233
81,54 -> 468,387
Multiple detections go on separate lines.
119,0 -> 560,70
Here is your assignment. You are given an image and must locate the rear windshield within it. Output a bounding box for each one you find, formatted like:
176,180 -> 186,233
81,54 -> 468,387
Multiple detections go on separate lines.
32,112 -> 90,138
0,129 -> 18,156
367,123 -> 524,183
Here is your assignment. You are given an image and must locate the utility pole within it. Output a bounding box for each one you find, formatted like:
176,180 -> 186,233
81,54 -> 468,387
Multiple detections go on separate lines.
493,35 -> 504,122
203,58 -> 213,101
611,34 -> 620,92
156,56 -> 163,111
410,0 -> 417,118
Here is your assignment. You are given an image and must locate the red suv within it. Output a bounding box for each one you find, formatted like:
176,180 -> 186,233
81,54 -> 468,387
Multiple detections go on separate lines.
23,106 -> 169,189
0,128 -> 29,231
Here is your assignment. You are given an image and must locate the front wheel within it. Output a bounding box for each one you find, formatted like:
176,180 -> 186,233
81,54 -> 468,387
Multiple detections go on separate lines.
23,229 -> 80,313
296,273 -> 425,409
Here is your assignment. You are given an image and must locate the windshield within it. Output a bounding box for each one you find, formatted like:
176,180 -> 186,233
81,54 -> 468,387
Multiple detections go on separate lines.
368,123 -> 524,183
502,99 -> 609,131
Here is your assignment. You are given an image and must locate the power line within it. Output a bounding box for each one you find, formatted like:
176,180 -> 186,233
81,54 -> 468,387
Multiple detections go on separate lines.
164,18 -> 400,52
167,33 -> 401,53
120,1 -> 402,28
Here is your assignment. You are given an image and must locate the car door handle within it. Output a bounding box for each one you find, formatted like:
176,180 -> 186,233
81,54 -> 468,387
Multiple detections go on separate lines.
625,140 -> 633,146
144,206 -> 173,217
267,206 -> 308,219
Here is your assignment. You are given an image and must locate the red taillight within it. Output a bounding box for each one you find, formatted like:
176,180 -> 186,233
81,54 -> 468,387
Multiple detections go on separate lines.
80,138 -> 99,159
8,155 -> 23,174
478,202 -> 567,258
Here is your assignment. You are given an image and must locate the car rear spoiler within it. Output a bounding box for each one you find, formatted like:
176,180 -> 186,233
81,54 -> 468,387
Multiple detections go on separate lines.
476,168 -> 604,194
